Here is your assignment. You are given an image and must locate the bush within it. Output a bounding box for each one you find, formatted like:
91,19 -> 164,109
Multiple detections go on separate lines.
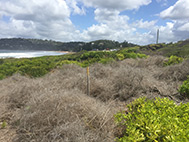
115,97 -> 189,142
179,77 -> 189,98
136,53 -> 148,58
0,73 -> 5,80
19,65 -> 48,77
164,55 -> 183,66
99,58 -> 115,64
116,53 -> 125,61
56,60 -> 80,66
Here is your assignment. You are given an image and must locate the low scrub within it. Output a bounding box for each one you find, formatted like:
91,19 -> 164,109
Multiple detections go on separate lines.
0,55 -> 188,142
115,97 -> 189,142
0,50 -> 147,79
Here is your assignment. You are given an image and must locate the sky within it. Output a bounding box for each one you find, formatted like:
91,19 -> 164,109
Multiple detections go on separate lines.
0,0 -> 189,45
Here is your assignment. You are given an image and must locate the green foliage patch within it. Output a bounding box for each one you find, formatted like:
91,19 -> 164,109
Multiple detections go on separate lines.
115,97 -> 189,142
179,77 -> 189,98
163,55 -> 184,66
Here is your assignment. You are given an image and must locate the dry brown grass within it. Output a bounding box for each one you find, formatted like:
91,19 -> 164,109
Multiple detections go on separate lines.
0,56 -> 188,142
156,59 -> 189,81
15,89 -> 118,142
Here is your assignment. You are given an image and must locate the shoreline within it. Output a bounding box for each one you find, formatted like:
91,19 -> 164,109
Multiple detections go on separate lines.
53,51 -> 75,54
0,50 -> 73,59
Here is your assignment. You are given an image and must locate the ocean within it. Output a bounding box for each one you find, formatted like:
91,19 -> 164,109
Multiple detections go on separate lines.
0,50 -> 67,58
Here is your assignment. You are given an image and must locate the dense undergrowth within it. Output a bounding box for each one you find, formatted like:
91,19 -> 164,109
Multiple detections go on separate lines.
0,48 -> 189,142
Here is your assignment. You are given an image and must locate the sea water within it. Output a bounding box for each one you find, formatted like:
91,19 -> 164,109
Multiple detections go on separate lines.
0,50 -> 66,58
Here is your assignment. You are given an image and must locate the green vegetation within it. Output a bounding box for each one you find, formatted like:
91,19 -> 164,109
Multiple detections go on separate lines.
1,121 -> 7,129
0,49 -> 147,79
163,55 -> 184,66
115,97 -> 189,142
179,77 -> 189,98
140,40 -> 189,58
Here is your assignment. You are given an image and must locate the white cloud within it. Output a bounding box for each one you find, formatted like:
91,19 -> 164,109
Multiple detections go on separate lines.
0,0 -> 188,45
94,9 -> 121,23
160,0 -> 189,20
66,0 -> 86,15
80,0 -> 151,11
0,19 -> 38,38
0,0 -> 71,21
0,0 -> 154,44
133,19 -> 157,29
177,22 -> 189,32
79,9 -> 158,45
0,0 -> 81,41
159,0 -> 189,42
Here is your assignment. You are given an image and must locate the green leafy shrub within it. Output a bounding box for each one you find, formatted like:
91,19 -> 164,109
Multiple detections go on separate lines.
115,97 -> 189,142
116,53 -> 125,61
56,60 -> 80,66
164,55 -> 183,66
19,65 -> 48,77
179,77 -> 189,98
136,53 -> 148,58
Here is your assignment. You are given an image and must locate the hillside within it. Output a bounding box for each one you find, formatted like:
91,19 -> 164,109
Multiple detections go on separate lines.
0,38 -> 136,52
140,39 -> 189,57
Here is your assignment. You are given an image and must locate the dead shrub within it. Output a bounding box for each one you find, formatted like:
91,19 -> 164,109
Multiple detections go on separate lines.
90,77 -> 115,101
120,56 -> 166,68
112,65 -> 144,101
0,74 -> 31,122
156,59 -> 189,81
41,64 -> 87,93
8,79 -> 39,109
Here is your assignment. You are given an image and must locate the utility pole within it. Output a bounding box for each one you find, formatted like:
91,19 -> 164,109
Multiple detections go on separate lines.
156,29 -> 159,44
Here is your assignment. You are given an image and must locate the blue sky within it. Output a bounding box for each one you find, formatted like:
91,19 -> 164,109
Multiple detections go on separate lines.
0,0 -> 189,45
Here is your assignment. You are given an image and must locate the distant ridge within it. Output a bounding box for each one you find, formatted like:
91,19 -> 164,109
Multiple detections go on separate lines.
0,38 -> 136,52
